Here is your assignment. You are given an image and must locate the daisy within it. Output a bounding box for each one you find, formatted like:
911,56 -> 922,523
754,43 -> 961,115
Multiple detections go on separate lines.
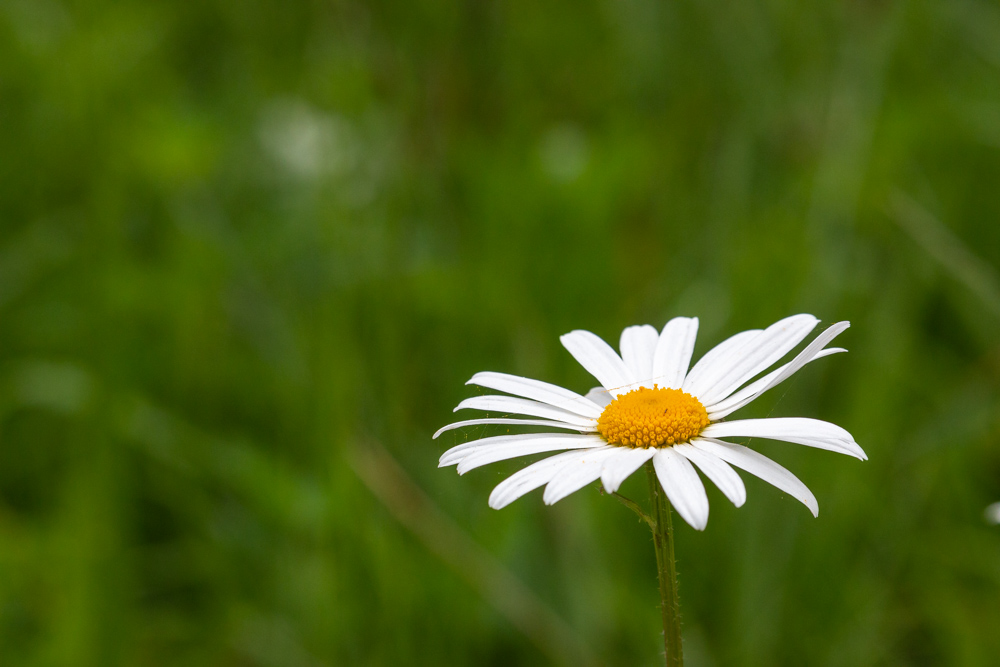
436,314 -> 866,531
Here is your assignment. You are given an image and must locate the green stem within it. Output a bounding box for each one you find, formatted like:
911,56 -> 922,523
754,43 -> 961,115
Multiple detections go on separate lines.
645,460 -> 683,667
607,491 -> 656,530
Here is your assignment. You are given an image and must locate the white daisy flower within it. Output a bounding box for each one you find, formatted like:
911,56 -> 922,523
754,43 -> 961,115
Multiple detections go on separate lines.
436,314 -> 867,531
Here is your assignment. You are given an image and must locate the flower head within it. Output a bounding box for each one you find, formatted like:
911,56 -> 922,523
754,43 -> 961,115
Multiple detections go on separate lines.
436,315 -> 866,530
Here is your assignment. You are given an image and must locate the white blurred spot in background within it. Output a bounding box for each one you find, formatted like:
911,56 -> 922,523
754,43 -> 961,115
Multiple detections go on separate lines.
539,124 -> 589,183
12,360 -> 94,415
258,99 -> 360,181
2,0 -> 72,52
986,502 -> 1000,525
257,98 -> 396,208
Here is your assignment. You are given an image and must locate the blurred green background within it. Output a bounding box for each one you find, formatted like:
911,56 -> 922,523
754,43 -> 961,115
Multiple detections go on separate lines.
3,0 -> 1000,665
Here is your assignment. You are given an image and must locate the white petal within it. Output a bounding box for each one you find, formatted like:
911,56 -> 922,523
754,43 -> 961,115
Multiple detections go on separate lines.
702,418 -> 867,460
456,435 -> 606,474
439,432 -> 599,467
673,444 -> 746,507
652,448 -> 710,531
542,447 -> 619,504
651,317 -> 699,389
488,450 -> 594,509
455,396 -> 596,427
466,371 -> 604,418
742,321 -> 848,398
705,321 -> 850,416
706,347 -> 845,419
691,438 -> 818,516
682,329 -> 761,393
560,330 -> 636,395
619,325 -> 659,382
584,386 -> 613,408
434,418 -> 596,439
689,314 -> 819,406
440,433 -> 556,467
599,447 -> 656,493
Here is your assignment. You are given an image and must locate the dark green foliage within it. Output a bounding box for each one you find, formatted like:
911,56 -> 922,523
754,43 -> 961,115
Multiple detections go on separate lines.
2,0 -> 1000,665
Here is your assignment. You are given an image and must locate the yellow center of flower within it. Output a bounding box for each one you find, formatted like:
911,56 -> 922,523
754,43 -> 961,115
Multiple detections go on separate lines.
596,386 -> 710,448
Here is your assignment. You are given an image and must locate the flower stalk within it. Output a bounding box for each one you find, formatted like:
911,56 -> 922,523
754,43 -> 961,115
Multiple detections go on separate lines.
646,461 -> 683,667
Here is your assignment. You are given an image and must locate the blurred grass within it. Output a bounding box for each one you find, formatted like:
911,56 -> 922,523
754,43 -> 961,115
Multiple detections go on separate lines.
2,0 -> 1000,665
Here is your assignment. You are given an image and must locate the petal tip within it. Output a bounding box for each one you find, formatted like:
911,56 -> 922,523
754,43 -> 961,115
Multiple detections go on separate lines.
542,486 -> 565,505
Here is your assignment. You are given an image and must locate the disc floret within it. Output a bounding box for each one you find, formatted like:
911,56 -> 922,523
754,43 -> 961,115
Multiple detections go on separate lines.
597,386 -> 710,448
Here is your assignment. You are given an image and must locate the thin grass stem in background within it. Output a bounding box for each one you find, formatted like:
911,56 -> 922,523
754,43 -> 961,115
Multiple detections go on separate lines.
348,441 -> 596,667
888,190 -> 1000,318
